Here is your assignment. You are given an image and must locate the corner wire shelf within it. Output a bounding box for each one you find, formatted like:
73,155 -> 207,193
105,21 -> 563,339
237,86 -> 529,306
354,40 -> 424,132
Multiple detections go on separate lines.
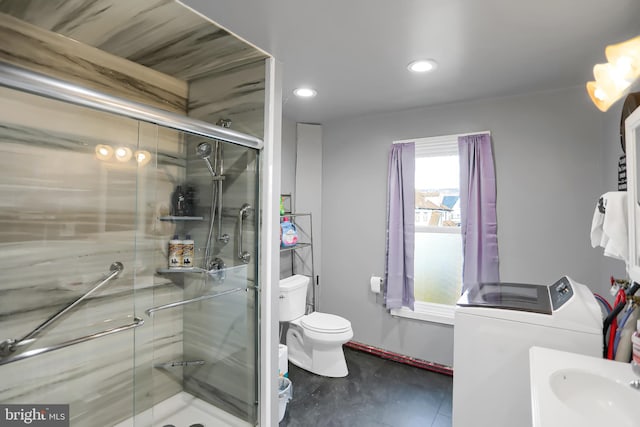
280,212 -> 316,311
279,242 -> 312,252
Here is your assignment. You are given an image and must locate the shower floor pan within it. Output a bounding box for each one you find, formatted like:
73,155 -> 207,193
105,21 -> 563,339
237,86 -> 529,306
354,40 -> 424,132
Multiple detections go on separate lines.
114,391 -> 251,427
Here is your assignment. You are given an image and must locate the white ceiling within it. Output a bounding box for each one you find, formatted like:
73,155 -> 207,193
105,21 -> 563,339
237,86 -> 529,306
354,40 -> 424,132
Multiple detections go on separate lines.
183,0 -> 640,124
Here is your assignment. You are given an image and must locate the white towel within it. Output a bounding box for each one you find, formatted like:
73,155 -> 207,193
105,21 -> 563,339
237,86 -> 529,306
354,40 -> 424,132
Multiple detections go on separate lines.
590,192 -> 628,262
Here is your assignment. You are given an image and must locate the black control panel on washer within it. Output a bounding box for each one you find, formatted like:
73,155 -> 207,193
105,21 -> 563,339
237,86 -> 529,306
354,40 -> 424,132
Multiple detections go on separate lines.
549,276 -> 574,310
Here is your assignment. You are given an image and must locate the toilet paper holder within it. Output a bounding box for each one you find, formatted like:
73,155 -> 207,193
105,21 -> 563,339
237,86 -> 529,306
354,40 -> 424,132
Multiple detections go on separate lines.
370,276 -> 383,294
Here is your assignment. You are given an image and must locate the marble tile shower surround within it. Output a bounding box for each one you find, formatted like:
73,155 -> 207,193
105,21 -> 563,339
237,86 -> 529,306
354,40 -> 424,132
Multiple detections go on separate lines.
0,87 -> 186,426
0,3 -> 266,425
0,0 -> 268,138
0,0 -> 267,81
188,60 -> 266,139
183,266 -> 257,421
0,12 -> 189,114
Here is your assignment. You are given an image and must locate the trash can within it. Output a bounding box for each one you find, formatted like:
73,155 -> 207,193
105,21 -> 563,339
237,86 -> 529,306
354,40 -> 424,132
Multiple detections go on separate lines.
278,377 -> 292,422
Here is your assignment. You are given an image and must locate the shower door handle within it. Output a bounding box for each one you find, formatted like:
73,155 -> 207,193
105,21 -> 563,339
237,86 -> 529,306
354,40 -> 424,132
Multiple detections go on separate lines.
238,204 -> 251,263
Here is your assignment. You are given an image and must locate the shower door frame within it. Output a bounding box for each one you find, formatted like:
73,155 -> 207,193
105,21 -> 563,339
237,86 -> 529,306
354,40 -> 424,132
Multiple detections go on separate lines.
0,61 -> 264,150
0,59 -> 282,425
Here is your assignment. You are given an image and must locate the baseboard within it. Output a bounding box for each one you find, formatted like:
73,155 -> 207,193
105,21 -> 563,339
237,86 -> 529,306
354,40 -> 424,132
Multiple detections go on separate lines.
344,341 -> 453,377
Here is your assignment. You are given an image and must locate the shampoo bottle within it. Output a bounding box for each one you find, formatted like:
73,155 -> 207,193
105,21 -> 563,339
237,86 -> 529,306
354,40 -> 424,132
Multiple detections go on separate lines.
182,234 -> 194,268
168,234 -> 183,269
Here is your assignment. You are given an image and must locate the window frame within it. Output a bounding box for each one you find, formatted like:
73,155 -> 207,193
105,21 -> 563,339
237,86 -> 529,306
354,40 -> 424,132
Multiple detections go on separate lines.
390,134 -> 461,325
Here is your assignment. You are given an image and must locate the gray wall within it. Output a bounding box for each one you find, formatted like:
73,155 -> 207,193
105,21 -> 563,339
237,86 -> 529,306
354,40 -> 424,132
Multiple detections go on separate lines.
281,117 -> 297,197
320,86 -> 611,367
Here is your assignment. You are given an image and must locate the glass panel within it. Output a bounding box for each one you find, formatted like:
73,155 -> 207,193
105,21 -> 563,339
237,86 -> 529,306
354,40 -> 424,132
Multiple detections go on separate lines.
414,231 -> 463,305
178,134 -> 259,424
0,87 -> 138,426
0,87 -> 260,427
635,126 -> 640,271
415,153 -> 463,304
457,282 -> 551,314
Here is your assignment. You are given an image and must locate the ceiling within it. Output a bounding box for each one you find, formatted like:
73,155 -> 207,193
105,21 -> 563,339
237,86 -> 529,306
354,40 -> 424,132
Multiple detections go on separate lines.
183,0 -> 640,124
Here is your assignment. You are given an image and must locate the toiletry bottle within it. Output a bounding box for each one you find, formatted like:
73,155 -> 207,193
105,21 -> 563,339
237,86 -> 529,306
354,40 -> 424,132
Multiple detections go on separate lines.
632,320 -> 640,375
182,234 -> 194,268
172,185 -> 186,216
168,234 -> 183,269
185,186 -> 196,217
280,217 -> 298,248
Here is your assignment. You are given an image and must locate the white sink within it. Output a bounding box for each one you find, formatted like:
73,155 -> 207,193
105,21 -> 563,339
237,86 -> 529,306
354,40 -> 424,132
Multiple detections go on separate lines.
530,347 -> 640,427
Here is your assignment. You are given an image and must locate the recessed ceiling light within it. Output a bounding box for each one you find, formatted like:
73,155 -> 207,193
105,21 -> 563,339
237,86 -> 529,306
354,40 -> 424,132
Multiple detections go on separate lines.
293,87 -> 317,98
407,59 -> 438,73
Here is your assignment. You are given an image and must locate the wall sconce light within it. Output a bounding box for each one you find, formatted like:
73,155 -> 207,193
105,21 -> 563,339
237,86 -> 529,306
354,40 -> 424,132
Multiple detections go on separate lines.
134,150 -> 151,167
115,146 -> 133,162
95,144 -> 113,161
587,35 -> 640,112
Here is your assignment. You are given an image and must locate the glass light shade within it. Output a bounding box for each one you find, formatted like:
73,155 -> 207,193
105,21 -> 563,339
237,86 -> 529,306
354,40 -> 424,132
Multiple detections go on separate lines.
594,63 -> 632,93
134,150 -> 151,167
605,35 -> 640,82
114,146 -> 133,162
586,81 -> 618,112
95,144 -> 113,161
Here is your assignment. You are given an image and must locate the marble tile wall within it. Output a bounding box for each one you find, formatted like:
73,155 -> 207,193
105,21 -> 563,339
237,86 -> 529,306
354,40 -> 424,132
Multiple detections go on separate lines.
188,60 -> 267,139
0,0 -> 267,137
0,79 -> 185,427
0,12 -> 188,114
0,0 -> 266,81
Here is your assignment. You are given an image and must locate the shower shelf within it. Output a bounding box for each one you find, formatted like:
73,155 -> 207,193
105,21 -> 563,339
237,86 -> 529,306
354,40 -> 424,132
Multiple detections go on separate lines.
156,267 -> 209,274
158,216 -> 204,221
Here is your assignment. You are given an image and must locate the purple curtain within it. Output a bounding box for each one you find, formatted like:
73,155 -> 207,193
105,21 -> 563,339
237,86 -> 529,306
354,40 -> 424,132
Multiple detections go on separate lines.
458,134 -> 499,292
384,143 -> 415,310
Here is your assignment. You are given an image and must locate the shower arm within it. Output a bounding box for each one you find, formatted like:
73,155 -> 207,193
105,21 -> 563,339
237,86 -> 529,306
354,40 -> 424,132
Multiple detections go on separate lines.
0,262 -> 124,356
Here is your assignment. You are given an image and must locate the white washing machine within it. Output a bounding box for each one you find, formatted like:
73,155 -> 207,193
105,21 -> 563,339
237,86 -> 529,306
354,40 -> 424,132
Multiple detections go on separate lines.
452,276 -> 602,427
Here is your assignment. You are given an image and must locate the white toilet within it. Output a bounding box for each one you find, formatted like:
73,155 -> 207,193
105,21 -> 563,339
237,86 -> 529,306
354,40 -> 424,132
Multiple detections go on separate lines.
279,275 -> 353,377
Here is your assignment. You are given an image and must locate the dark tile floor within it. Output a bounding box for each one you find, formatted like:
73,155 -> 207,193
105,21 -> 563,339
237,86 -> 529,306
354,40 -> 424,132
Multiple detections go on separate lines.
279,347 -> 452,427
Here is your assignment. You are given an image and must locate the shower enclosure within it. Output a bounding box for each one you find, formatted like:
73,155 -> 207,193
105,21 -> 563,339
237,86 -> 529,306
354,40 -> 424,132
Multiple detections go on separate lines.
0,63 -> 262,426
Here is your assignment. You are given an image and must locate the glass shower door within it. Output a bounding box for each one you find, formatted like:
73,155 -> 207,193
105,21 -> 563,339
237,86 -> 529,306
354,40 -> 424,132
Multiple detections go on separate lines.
0,86 -> 142,426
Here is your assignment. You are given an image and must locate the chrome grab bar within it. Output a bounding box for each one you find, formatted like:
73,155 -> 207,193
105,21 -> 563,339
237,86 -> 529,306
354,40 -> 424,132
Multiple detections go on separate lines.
0,317 -> 144,366
0,262 -> 124,357
145,287 -> 243,317
238,204 -> 251,263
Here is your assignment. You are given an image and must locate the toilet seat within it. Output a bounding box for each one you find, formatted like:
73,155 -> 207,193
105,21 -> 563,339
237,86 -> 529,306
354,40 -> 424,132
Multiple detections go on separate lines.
301,312 -> 352,334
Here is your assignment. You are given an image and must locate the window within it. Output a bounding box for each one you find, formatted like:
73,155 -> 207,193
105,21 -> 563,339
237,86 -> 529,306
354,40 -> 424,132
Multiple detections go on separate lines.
414,146 -> 462,305
391,135 -> 462,324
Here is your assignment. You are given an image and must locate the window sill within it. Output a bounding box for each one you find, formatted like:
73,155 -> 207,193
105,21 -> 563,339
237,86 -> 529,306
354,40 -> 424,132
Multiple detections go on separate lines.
390,301 -> 455,325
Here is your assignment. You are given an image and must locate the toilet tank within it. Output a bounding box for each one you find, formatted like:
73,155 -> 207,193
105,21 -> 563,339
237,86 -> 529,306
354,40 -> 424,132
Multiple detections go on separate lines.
279,275 -> 309,321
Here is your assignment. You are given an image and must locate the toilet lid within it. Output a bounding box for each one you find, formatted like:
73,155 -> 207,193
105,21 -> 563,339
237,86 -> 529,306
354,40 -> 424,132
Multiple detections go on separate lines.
301,312 -> 352,333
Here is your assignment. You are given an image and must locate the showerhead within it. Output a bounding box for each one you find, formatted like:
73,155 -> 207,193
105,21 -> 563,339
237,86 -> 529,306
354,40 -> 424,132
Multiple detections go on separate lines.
196,142 -> 216,177
197,142 -> 212,159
